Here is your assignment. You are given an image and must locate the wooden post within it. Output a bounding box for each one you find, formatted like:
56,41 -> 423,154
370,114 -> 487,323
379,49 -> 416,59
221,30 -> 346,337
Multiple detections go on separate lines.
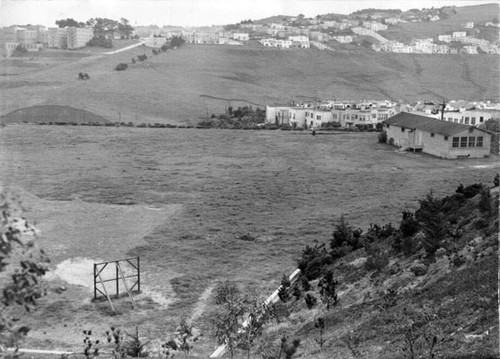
116,262 -> 119,298
137,257 -> 141,293
93,263 -> 97,300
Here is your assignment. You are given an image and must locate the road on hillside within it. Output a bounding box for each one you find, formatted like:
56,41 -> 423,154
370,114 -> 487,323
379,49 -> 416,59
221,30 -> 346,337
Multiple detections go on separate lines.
103,41 -> 145,55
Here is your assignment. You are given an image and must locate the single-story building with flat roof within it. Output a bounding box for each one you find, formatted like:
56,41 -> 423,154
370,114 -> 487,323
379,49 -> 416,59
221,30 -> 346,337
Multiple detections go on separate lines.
384,112 -> 492,159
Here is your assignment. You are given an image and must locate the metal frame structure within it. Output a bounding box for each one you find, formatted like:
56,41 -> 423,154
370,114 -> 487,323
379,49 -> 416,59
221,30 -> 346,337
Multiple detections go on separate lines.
93,257 -> 140,311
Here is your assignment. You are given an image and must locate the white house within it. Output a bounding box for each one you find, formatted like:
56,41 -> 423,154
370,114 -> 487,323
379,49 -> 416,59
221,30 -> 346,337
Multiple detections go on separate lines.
384,112 -> 492,159
232,32 -> 249,41
452,31 -> 467,39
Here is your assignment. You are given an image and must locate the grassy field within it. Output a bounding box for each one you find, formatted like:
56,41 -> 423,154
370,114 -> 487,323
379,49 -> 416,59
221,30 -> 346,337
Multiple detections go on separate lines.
1,42 -> 498,125
0,124 -> 498,355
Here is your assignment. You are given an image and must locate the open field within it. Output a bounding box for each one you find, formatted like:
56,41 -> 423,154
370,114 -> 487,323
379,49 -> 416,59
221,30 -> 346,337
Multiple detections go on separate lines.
0,124 -> 498,355
1,42 -> 498,124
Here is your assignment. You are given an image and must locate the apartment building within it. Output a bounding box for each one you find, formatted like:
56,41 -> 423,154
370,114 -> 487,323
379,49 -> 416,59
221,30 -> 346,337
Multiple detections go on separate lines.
67,27 -> 94,49
48,27 -> 68,48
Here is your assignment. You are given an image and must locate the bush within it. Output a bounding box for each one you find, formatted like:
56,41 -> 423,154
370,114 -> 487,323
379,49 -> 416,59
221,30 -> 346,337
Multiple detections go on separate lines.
378,131 -> 388,143
305,293 -> 317,309
456,183 -> 483,199
331,216 -> 363,253
416,192 -> 448,256
399,211 -> 419,237
115,63 -> 128,71
365,244 -> 389,272
87,35 -> 113,48
297,244 -> 332,280
388,137 -> 395,145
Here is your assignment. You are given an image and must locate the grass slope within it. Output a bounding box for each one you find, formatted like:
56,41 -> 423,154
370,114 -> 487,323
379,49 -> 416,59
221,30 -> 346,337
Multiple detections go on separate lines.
0,105 -> 111,125
1,42 -> 498,124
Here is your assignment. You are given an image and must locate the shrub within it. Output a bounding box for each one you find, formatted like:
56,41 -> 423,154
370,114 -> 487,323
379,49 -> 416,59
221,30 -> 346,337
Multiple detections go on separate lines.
318,270 -> 339,309
278,274 -> 291,302
137,54 -> 148,61
494,173 -> 499,187
365,244 -> 389,272
402,235 -> 417,256
331,216 -> 363,254
305,293 -> 317,309
214,281 -> 240,305
478,188 -> 492,215
416,192 -> 448,256
300,276 -> 311,292
388,137 -> 395,145
378,131 -> 388,143
115,63 -> 128,71
297,244 -> 332,280
456,183 -> 483,199
399,210 -> 419,237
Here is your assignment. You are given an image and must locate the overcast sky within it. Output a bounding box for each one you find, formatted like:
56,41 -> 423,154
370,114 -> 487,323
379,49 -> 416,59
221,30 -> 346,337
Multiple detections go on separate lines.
0,0 -> 497,27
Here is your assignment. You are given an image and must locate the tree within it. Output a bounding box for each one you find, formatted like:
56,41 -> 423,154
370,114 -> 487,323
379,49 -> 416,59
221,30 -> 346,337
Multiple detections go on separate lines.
0,190 -> 50,352
55,18 -> 85,28
170,36 -> 185,48
415,192 -> 447,255
212,282 -> 273,359
212,284 -> 247,359
86,17 -> 119,38
117,18 -> 134,39
318,270 -> 339,309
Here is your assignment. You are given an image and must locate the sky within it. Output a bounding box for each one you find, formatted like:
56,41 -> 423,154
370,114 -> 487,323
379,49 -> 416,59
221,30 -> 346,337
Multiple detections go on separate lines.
0,0 -> 498,28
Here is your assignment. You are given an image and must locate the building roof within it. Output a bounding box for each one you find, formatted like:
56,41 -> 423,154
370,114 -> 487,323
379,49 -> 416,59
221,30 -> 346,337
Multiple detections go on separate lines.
384,112 -> 490,136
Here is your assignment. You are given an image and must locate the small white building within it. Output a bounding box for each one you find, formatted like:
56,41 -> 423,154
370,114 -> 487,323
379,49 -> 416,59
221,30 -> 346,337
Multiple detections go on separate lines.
438,34 -> 452,43
452,31 -> 467,39
232,32 -> 249,41
384,112 -> 492,159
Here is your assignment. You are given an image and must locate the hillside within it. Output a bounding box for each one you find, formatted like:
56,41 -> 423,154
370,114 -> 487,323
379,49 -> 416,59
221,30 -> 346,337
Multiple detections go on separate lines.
0,44 -> 498,124
381,3 -> 500,43
239,182 -> 499,358
0,105 -> 111,125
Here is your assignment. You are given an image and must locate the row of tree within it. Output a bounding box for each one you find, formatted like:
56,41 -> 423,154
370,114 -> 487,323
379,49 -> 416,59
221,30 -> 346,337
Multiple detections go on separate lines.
55,17 -> 134,40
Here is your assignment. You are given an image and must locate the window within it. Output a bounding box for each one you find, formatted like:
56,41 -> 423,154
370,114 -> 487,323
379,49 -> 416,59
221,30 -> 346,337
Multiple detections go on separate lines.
401,127 -> 405,132
333,114 -> 337,120
316,115 -> 321,120
452,137 -> 459,147
293,114 -> 295,119
431,133 -> 435,137
464,117 -> 469,125
387,124 -> 390,128
305,112 -> 308,116
372,113 -> 377,118
471,117 -> 476,125
444,136 -> 448,141
460,137 -> 467,147
480,116 -> 484,123
454,119 -> 458,123
468,136 -> 475,147
477,136 -> 483,147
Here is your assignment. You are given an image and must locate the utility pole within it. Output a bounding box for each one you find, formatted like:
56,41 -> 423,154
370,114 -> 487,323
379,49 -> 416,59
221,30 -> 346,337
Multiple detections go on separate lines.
440,100 -> 446,121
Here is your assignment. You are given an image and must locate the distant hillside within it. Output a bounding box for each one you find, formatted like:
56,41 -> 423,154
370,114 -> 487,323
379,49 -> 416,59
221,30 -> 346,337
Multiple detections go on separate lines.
0,6 -> 498,125
0,105 -> 111,125
381,3 -> 500,43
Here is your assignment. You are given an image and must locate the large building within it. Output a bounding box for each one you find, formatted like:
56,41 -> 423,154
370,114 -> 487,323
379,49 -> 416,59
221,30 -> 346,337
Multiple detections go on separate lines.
48,27 -> 68,48
67,27 -> 94,49
384,112 -> 492,159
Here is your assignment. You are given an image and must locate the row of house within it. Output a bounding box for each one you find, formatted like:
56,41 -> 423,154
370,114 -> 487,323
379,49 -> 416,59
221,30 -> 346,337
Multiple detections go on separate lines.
373,29 -> 499,54
266,100 -> 400,129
